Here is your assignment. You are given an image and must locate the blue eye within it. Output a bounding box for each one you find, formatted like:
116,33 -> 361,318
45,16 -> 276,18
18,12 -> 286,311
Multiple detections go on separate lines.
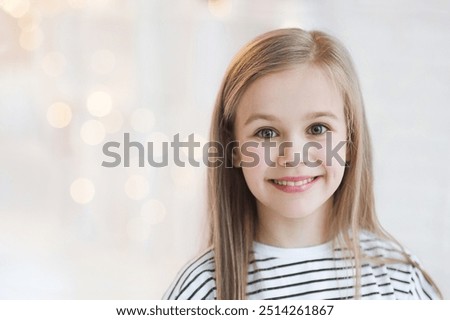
309,124 -> 328,135
256,128 -> 277,139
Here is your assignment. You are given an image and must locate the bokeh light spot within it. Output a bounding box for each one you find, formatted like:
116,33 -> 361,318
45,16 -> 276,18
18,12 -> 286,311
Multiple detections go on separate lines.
80,120 -> 106,145
19,28 -> 43,51
207,0 -> 231,19
2,0 -> 30,18
87,91 -> 112,117
47,102 -> 72,128
70,178 -> 95,204
18,12 -> 41,31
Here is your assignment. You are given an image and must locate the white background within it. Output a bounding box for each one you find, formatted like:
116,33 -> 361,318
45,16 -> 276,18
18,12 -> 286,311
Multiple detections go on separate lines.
0,0 -> 448,299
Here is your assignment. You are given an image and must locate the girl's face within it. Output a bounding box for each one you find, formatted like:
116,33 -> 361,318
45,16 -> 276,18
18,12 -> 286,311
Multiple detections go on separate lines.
234,64 -> 347,228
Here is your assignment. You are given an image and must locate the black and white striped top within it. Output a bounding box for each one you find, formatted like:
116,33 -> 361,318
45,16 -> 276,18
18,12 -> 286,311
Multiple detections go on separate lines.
163,232 -> 438,300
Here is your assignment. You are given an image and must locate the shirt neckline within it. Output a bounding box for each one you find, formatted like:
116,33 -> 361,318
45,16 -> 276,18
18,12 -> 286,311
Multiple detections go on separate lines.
252,240 -> 334,258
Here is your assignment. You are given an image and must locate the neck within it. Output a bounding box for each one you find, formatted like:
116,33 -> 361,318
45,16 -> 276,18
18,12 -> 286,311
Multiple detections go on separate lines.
255,199 -> 332,248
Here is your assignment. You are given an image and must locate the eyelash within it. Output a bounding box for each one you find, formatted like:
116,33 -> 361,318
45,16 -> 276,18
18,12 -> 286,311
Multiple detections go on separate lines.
255,128 -> 278,139
308,123 -> 330,135
255,123 -> 330,139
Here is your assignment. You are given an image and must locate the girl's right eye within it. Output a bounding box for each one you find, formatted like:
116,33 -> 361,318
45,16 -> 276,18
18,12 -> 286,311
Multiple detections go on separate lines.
256,128 -> 278,139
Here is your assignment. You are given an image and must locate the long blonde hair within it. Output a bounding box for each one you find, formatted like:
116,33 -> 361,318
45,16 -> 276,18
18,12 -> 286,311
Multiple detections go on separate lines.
207,28 -> 441,299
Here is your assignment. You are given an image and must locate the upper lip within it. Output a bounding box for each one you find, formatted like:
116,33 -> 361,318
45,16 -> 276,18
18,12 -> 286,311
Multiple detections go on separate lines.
270,176 -> 316,182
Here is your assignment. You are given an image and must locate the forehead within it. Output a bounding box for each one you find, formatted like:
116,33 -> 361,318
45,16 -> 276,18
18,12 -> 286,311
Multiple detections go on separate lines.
235,64 -> 344,125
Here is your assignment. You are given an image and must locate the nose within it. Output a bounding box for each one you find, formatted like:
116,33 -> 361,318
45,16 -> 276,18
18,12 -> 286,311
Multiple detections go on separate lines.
277,140 -> 301,167
276,138 -> 321,167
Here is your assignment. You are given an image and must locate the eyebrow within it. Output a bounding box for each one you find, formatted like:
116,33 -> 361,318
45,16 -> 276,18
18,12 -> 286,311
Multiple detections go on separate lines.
244,111 -> 339,126
244,114 -> 278,125
305,111 -> 339,121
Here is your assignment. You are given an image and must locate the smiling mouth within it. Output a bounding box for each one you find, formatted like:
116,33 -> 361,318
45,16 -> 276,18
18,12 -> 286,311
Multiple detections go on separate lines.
270,176 -> 318,186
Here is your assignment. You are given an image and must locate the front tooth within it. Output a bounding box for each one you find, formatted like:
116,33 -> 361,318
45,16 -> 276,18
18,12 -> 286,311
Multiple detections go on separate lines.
274,178 -> 315,186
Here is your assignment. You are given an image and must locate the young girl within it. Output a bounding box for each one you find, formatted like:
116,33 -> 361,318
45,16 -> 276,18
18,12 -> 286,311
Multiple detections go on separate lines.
163,28 -> 442,300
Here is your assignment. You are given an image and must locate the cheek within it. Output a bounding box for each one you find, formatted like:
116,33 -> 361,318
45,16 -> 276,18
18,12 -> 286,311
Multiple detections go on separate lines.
323,139 -> 347,185
239,145 -> 268,193
319,132 -> 347,167
239,143 -> 276,168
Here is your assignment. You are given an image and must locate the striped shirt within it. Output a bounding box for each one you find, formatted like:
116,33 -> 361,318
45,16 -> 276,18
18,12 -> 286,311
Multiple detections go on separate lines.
163,232 -> 438,300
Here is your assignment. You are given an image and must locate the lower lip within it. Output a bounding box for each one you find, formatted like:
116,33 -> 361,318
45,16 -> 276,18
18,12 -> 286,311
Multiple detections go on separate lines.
269,177 -> 320,193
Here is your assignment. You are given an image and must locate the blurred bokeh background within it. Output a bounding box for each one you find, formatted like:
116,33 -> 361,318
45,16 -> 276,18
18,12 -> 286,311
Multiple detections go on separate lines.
0,0 -> 449,299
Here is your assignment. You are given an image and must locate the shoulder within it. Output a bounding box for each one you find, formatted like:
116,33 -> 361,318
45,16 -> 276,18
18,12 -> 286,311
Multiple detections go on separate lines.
163,248 -> 216,300
358,230 -> 406,259
358,231 -> 440,300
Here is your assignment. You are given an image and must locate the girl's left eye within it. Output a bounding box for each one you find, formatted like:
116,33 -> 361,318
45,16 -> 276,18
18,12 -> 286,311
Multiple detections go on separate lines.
308,124 -> 328,135
256,128 -> 277,139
